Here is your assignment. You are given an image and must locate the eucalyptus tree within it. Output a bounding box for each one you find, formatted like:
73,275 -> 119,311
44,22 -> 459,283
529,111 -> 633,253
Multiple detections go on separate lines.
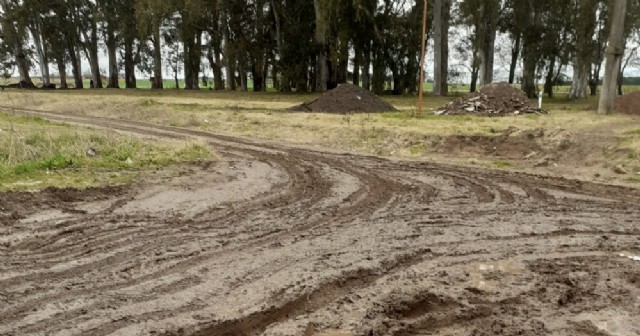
459,0 -> 499,88
0,0 -> 34,86
569,0 -> 601,99
136,0 -> 175,89
599,0 -> 627,114
432,0 -> 451,96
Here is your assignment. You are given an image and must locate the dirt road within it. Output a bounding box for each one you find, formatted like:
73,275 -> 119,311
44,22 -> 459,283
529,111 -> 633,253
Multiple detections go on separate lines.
1,108 -> 639,336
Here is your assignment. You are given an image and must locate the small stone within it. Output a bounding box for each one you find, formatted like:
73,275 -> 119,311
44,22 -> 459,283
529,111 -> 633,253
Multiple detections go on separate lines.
613,165 -> 628,174
125,157 -> 133,165
86,148 -> 98,157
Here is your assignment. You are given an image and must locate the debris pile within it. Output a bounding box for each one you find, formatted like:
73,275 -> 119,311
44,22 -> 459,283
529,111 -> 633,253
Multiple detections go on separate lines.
435,83 -> 546,116
289,83 -> 397,113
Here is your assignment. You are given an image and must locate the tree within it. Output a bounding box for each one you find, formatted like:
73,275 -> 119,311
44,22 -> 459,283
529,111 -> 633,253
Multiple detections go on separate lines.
598,0 -> 627,114
459,0 -> 500,88
432,0 -> 450,96
136,1 -> 174,89
0,0 -> 34,87
569,0 -> 600,99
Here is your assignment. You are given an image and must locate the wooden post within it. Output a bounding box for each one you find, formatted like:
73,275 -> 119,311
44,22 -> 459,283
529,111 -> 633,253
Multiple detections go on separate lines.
418,0 -> 428,115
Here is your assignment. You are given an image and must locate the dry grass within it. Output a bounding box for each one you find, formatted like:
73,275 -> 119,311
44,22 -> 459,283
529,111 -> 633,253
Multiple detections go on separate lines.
0,111 -> 213,190
2,89 -> 640,184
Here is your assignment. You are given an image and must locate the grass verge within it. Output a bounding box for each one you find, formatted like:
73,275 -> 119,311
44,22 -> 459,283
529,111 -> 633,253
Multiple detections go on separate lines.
0,111 -> 212,191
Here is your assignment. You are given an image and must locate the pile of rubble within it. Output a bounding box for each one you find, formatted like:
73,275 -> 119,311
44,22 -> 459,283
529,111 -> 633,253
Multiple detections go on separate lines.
435,83 -> 546,117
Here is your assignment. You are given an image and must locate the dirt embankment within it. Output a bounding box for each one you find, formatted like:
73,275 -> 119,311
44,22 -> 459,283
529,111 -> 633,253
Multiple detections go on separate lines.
1,108 -> 639,336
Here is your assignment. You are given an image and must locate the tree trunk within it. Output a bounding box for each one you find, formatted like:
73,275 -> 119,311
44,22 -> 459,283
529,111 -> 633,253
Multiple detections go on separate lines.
544,57 -> 556,98
207,46 -> 224,90
224,58 -> 235,91
337,39 -> 349,85
56,57 -> 67,89
618,64 -> 624,96
372,47 -> 385,95
89,19 -> 102,88
598,0 -> 626,114
30,20 -> 50,86
185,30 -> 202,90
239,61 -> 248,91
470,68 -> 479,92
14,40 -> 33,86
152,22 -> 163,89
521,44 -> 537,98
353,48 -> 361,86
508,32 -> 521,84
432,0 -> 450,96
478,1 -> 498,86
570,62 -> 590,99
569,0 -> 597,99
67,42 -> 83,89
106,25 -> 119,88
314,0 -> 329,91
124,37 -> 136,88
363,47 -> 371,90
316,51 -> 329,91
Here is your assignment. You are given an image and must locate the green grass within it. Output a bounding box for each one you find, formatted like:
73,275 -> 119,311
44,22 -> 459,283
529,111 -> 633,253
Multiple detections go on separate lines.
490,160 -> 516,168
0,112 -> 213,190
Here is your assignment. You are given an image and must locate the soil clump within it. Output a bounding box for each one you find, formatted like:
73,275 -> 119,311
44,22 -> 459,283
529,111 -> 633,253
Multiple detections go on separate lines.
289,84 -> 397,113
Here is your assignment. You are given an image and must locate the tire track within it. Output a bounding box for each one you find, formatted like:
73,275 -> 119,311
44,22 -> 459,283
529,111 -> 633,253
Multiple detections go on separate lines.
0,106 -> 639,336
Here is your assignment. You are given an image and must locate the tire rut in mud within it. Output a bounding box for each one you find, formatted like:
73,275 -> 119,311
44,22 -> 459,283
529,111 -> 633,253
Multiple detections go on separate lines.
0,106 -> 639,336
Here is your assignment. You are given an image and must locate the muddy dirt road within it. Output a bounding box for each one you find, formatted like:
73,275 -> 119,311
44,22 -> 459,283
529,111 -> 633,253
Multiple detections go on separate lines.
1,108 -> 640,336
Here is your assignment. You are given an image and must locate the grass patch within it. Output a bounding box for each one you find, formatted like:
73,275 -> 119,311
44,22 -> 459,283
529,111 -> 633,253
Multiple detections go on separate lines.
490,160 -> 516,168
625,176 -> 640,183
0,112 -> 213,190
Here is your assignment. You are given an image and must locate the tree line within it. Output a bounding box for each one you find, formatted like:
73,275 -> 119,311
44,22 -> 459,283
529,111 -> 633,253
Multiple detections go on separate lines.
0,0 -> 638,99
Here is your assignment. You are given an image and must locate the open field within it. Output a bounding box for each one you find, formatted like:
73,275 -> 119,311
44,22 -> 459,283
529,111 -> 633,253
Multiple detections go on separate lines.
1,89 -> 639,336
2,89 -> 640,185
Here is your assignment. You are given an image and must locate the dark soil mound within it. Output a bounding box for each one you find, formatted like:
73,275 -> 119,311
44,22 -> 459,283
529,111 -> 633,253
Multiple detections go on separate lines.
289,83 -> 397,113
615,91 -> 640,115
436,83 -> 546,117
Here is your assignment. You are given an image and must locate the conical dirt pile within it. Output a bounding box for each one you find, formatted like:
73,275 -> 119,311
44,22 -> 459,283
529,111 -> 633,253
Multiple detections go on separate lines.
436,83 -> 546,117
289,83 -> 397,113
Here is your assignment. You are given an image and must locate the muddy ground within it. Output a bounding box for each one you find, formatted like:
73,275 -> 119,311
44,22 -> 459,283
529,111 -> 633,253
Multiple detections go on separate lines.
1,108 -> 640,336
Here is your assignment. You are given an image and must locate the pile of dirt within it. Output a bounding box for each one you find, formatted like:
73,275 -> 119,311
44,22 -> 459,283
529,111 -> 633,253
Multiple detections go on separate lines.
615,91 -> 640,115
289,83 -> 397,113
436,83 -> 546,117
